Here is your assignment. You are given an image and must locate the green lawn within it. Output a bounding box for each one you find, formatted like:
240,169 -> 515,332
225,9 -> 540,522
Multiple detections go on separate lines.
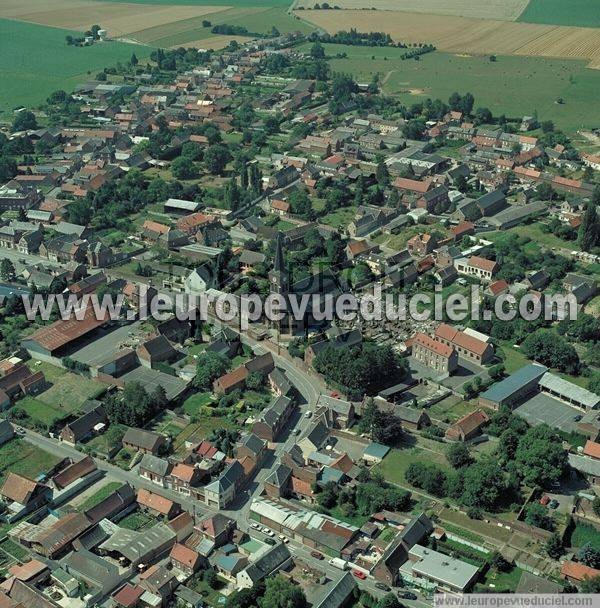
479,566 -> 524,593
300,43 -> 600,134
16,396 -> 71,428
481,223 -> 577,251
0,19 -> 152,116
181,396 -> 211,418
376,446 -> 450,487
36,372 -> 105,410
77,482 -> 123,511
0,539 -> 29,562
569,522 -> 600,550
118,511 -> 156,531
518,0 -> 600,27
428,396 -> 475,423
438,508 -> 512,544
0,438 -> 61,484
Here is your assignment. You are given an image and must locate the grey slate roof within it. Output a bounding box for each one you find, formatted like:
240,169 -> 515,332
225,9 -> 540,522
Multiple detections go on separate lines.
139,453 -> 171,477
242,543 -> 291,584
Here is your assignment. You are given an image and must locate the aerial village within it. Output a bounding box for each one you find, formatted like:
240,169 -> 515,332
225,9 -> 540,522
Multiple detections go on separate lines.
0,27 -> 598,608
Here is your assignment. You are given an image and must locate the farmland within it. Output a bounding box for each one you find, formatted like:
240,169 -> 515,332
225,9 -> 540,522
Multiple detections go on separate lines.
296,0 -> 530,22
518,0 -> 600,28
310,43 -> 600,134
297,9 -> 600,68
0,19 -> 152,115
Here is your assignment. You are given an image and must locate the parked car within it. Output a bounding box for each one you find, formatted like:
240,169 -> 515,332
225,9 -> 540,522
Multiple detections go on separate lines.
264,537 -> 276,545
352,570 -> 366,580
311,551 -> 324,560
305,411 -> 312,418
549,499 -> 559,509
375,583 -> 390,591
400,592 -> 417,600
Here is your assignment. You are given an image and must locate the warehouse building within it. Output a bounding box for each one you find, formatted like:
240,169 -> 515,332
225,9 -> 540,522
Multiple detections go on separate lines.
478,363 -> 547,410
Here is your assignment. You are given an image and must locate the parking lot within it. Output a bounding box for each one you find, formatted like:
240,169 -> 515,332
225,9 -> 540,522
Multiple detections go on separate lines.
514,392 -> 582,433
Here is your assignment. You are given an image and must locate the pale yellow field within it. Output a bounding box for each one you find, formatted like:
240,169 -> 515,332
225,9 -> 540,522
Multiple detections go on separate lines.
295,0 -> 529,22
297,9 -> 600,67
0,0 -> 229,38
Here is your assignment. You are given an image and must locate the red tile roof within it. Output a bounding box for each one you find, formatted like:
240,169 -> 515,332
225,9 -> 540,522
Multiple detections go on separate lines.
413,332 -> 454,358
583,440 -> 600,460
561,560 -> 600,582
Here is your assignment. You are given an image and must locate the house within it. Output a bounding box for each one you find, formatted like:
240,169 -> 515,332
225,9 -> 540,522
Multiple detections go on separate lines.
170,543 -> 201,576
315,394 -> 355,430
204,460 -> 245,509
561,561 -> 600,585
0,473 -> 50,520
236,543 -> 292,589
568,454 -> 600,485
139,453 -> 172,487
393,404 -> 430,431
372,513 -> 433,585
197,513 -> 235,548
455,256 -> 498,282
137,488 -> 181,519
122,427 -> 166,455
434,323 -> 494,365
236,433 -> 267,466
139,564 -> 178,605
183,266 -> 214,294
169,463 -> 203,495
407,233 -> 437,257
59,402 -> 107,444
476,189 -> 506,216
445,409 -> 489,442
251,395 -> 295,442
402,544 -> 479,592
137,335 -> 179,369
314,572 -> 356,608
411,332 -> 458,374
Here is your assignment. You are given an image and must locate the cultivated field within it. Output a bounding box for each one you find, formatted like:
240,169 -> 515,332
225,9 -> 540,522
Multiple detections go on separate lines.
296,0 -> 530,22
307,43 -> 600,133
297,9 -> 600,68
518,0 -> 600,28
0,19 -> 152,114
0,0 -> 229,38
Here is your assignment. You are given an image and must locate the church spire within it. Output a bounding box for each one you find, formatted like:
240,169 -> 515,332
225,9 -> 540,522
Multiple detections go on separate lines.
274,232 -> 285,273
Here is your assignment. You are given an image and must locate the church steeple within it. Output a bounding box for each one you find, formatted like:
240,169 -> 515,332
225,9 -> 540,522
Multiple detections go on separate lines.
269,232 -> 288,296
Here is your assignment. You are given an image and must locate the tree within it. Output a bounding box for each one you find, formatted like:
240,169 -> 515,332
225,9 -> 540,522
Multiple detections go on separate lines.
375,157 -> 390,187
593,496 -> 600,518
545,532 -> 563,559
524,502 -> 554,530
521,329 -> 579,375
246,371 -> 265,390
581,576 -> 600,593
130,53 -> 139,66
579,199 -> 600,252
12,110 -> 37,132
446,442 -> 472,469
204,144 -> 231,175
288,189 -> 314,221
171,156 -> 197,180
460,460 -> 507,511
202,19 -> 212,27
260,575 -> 307,608
376,594 -> 402,608
578,543 -> 600,569
194,351 -> 229,390
310,41 -> 325,59
0,259 -> 16,282
204,568 -> 219,589
514,424 -> 567,488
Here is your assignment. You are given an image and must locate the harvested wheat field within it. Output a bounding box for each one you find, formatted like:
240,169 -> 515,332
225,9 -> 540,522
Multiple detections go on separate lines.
298,9 -> 600,67
0,0 -> 229,38
295,0 -> 529,22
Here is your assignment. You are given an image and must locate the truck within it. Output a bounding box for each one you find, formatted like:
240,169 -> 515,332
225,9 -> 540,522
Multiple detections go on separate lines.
329,558 -> 348,570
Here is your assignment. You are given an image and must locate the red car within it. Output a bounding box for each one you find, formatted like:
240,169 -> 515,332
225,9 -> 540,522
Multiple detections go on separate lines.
352,570 -> 366,580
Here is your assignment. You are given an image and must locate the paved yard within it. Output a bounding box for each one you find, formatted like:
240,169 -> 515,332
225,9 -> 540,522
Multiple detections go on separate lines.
514,393 -> 582,433
70,321 -> 144,366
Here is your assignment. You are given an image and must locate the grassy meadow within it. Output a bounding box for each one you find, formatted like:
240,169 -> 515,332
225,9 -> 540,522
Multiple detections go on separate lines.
305,43 -> 600,134
518,0 -> 600,27
0,19 -> 152,116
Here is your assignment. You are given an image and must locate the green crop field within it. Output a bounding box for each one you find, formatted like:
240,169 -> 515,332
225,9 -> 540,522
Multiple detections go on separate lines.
518,0 -> 600,28
306,43 -> 600,134
0,438 -> 61,484
136,7 -> 313,47
0,19 -> 152,116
